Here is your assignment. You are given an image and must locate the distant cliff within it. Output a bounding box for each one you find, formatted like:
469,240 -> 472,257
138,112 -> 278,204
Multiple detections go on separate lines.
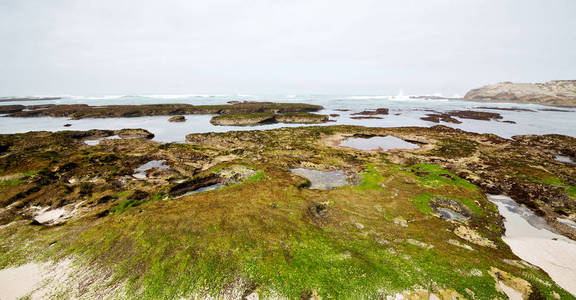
464,80 -> 576,107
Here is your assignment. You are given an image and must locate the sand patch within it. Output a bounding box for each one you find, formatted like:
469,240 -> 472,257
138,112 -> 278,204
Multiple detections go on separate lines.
0,263 -> 43,299
488,194 -> 576,296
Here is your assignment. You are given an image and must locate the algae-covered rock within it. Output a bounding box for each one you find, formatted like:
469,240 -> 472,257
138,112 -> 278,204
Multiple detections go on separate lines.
210,113 -> 276,126
6,102 -> 323,119
274,112 -> 328,124
210,112 -> 329,126
114,128 -> 155,139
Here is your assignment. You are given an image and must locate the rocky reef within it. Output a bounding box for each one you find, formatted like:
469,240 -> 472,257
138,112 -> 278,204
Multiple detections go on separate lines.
210,112 -> 329,126
420,110 -> 505,124
465,80 -> 576,107
0,126 -> 575,299
2,101 -> 323,119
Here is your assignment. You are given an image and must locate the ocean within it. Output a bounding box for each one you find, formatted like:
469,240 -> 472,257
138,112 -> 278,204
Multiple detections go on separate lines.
1,94 -> 575,142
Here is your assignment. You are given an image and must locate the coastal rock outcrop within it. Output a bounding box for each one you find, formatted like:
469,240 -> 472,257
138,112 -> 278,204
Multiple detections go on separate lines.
464,80 -> 576,107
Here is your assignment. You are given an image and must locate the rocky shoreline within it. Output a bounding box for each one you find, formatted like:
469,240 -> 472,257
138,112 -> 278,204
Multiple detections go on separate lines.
1,125 -> 575,298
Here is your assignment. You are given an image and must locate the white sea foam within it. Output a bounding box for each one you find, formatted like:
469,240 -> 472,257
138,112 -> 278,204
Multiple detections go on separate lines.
141,94 -> 228,99
345,95 -> 392,100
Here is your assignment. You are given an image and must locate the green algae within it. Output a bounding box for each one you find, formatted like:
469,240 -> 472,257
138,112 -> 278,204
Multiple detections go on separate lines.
0,127 -> 574,299
405,164 -> 477,190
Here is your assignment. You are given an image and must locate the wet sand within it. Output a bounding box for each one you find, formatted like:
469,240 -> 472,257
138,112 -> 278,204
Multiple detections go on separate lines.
488,195 -> 576,296
0,263 -> 43,299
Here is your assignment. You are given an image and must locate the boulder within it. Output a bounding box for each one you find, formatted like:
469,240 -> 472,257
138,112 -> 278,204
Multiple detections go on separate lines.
168,115 -> 186,122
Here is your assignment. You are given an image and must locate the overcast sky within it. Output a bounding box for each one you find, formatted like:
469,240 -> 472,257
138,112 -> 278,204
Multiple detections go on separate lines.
0,0 -> 575,96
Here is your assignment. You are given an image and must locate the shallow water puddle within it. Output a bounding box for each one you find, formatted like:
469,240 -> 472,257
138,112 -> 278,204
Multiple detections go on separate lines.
290,168 -> 348,190
435,207 -> 469,222
177,183 -> 225,198
339,135 -> 419,151
133,160 -> 170,179
557,217 -> 576,230
488,194 -> 576,296
555,155 -> 576,164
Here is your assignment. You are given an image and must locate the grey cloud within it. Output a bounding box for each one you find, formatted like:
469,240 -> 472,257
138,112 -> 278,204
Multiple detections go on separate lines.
0,0 -> 575,96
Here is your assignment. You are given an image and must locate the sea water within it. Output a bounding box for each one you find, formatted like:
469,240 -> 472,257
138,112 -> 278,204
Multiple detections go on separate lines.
1,94 -> 575,142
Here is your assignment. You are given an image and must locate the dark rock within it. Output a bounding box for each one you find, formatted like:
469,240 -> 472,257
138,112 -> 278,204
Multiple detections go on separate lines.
421,113 -> 462,124
420,110 -> 502,124
351,108 -> 389,116
131,190 -> 149,200
169,175 -> 222,197
114,129 -> 155,139
168,115 -> 186,122
0,105 -> 25,114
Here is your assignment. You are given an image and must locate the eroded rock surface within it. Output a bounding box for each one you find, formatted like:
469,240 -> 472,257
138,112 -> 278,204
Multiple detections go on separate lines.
465,80 -> 576,107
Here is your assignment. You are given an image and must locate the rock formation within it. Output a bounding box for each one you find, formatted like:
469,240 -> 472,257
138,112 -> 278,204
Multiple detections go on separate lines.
465,80 -> 576,107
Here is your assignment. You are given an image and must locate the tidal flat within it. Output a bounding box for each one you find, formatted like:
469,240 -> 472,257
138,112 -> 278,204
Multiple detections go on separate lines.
1,124 -> 576,299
